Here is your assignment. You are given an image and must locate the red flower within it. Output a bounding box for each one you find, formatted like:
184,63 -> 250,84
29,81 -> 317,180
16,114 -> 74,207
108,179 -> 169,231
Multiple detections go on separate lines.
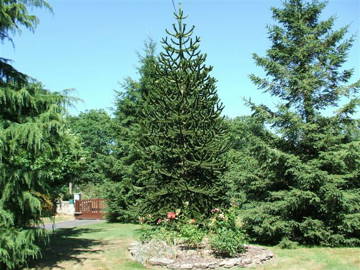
167,212 -> 176,220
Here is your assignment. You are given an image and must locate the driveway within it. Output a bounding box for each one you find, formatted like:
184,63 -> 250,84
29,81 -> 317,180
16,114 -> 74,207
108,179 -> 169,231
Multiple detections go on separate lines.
43,219 -> 105,230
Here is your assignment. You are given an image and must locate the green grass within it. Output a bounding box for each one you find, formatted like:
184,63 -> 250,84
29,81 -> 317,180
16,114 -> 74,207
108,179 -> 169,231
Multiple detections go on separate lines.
41,215 -> 74,224
28,222 -> 360,270
27,223 -> 151,270
246,246 -> 360,270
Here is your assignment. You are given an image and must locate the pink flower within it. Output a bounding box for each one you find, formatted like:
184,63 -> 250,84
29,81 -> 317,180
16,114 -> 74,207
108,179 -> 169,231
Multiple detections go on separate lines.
156,218 -> 163,224
211,208 -> 221,214
167,212 -> 176,220
188,218 -> 196,224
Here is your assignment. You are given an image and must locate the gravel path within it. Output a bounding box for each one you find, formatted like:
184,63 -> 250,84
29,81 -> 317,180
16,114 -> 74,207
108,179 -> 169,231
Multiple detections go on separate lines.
43,219 -> 105,230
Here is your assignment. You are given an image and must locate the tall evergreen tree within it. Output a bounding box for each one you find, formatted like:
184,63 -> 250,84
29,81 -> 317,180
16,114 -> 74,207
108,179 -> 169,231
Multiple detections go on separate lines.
0,1 -> 81,268
223,116 -> 271,206
242,0 -> 360,246
105,41 -> 157,222
0,82 -> 71,269
139,8 -> 229,219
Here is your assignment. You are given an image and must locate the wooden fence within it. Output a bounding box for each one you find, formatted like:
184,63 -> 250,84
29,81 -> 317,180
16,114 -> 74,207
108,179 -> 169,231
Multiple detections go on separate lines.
74,198 -> 106,220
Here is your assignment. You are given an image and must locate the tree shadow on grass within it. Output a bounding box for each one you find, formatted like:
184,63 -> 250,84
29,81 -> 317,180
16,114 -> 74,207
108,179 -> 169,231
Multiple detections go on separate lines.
28,227 -> 104,269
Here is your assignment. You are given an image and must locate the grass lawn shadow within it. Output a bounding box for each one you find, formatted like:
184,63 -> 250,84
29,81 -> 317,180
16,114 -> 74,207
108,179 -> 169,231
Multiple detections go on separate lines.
28,227 -> 104,269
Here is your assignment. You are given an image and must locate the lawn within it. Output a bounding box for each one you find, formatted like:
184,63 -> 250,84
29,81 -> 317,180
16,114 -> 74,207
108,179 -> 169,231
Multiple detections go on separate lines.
27,222 -> 360,270
41,215 -> 75,224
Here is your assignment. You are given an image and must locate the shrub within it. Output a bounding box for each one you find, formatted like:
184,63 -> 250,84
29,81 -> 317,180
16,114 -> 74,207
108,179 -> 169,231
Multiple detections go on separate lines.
210,228 -> 246,257
139,208 -> 206,247
207,207 -> 247,257
178,223 -> 206,248
139,225 -> 180,245
277,238 -> 299,249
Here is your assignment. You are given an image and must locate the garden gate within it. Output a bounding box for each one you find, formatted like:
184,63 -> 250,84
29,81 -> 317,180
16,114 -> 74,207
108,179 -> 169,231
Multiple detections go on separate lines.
74,198 -> 106,220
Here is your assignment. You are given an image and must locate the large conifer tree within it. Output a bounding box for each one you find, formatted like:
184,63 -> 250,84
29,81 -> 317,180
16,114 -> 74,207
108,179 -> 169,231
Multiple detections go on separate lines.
139,8 -> 229,219
242,0 -> 360,246
0,1 -> 79,268
0,82 -> 71,269
105,41 -> 158,222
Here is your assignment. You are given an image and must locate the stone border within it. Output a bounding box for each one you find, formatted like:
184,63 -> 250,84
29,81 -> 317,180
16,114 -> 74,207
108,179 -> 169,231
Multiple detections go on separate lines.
128,241 -> 274,269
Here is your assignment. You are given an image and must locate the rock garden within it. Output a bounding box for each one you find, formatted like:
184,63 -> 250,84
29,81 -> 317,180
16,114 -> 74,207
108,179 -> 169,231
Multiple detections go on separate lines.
128,207 -> 274,269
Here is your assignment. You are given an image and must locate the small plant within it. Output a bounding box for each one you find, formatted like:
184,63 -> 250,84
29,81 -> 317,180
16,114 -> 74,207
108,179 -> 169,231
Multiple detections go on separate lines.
139,227 -> 157,243
210,228 -> 246,257
178,223 -> 206,248
139,225 -> 180,245
208,207 -> 247,257
277,237 -> 299,249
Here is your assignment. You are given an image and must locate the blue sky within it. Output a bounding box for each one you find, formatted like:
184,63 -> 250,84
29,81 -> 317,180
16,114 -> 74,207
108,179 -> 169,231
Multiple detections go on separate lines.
2,0 -> 360,117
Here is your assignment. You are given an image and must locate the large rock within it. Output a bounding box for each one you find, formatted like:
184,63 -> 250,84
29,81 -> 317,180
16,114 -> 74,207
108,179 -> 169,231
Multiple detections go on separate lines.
193,262 -> 212,269
179,264 -> 194,269
148,257 -> 175,266
219,258 -> 243,268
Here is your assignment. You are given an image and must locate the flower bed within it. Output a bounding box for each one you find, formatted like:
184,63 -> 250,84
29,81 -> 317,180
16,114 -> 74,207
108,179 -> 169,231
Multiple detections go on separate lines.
128,240 -> 274,269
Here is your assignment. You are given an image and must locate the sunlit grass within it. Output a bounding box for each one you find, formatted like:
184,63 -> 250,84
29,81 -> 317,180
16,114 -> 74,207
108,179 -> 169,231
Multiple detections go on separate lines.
28,222 -> 360,270
41,215 -> 74,224
246,246 -> 360,270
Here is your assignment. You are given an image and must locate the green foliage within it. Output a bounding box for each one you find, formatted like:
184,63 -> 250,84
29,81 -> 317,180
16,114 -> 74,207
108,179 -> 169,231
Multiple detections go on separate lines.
207,208 -> 246,257
0,0 -> 51,42
67,109 -> 115,187
78,182 -> 105,199
67,109 -> 113,156
210,228 -> 246,257
139,218 -> 206,247
138,8 -> 229,220
31,129 -> 85,202
178,223 -> 206,248
138,225 -> 159,243
140,225 -> 180,246
139,207 -> 246,255
103,181 -> 137,222
0,226 -> 48,270
0,82 -> 73,269
103,40 -> 158,222
0,2 -> 83,268
241,0 -> 360,247
139,202 -> 206,247
277,238 -> 299,249
223,116 -> 271,205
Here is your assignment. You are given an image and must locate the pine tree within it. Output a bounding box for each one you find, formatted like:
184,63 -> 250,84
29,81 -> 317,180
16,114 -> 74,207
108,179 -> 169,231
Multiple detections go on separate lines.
0,1 -> 79,268
242,0 -> 360,246
223,116 -> 271,206
0,82 -> 71,269
105,40 -> 157,222
139,8 -> 229,220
